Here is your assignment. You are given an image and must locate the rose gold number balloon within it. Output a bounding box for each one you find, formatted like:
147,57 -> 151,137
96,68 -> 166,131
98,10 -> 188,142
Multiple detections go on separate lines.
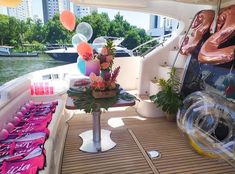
199,5 -> 235,64
180,10 -> 215,55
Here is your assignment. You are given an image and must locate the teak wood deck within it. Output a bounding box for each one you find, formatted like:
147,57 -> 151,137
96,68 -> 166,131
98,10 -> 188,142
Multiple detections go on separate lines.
61,107 -> 235,174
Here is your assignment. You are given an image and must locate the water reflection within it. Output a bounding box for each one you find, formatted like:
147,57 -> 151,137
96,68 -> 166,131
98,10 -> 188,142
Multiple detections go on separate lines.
0,54 -> 69,86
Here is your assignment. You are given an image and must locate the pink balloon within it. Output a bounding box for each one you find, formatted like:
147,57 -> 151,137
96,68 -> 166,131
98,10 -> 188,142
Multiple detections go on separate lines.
25,103 -> 31,109
0,129 -> 9,141
60,10 -> 76,31
5,122 -> 15,132
12,116 -> 21,126
16,111 -> 23,119
77,42 -> 93,61
21,107 -> 28,114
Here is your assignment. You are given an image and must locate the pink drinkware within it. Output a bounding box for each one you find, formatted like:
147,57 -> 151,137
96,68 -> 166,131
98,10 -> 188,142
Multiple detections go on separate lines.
49,86 -> 54,95
34,83 -> 39,95
39,82 -> 44,95
44,82 -> 49,95
30,85 -> 35,95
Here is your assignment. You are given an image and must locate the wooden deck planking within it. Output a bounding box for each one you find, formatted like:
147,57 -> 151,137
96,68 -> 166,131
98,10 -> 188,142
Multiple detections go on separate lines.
61,109 -> 235,174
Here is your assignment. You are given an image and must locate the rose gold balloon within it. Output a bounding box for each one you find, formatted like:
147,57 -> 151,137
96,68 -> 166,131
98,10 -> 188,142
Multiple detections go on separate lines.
180,10 -> 215,55
199,5 -> 235,64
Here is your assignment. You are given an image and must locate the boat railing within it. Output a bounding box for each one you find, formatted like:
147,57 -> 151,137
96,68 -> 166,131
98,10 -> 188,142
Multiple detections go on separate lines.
132,33 -> 172,57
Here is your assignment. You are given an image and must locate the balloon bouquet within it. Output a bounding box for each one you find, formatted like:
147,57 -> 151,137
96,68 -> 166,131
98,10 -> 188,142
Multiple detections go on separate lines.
60,10 -> 110,76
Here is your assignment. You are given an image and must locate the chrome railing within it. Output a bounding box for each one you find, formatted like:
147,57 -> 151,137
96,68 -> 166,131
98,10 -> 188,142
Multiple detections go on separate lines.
132,33 -> 172,57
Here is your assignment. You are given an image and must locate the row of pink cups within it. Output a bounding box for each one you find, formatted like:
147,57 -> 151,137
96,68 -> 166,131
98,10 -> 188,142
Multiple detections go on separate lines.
31,82 -> 54,95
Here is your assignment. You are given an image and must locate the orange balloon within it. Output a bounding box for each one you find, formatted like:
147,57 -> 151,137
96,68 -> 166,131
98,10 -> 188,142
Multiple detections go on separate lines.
77,42 -> 93,61
0,0 -> 22,7
60,10 -> 76,31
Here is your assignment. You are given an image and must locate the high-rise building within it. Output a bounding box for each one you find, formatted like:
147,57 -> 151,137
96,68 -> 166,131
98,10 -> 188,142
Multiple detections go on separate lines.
148,15 -> 178,37
0,6 -> 7,15
42,0 -> 71,23
58,0 -> 70,13
7,0 -> 32,21
47,0 -> 59,20
72,4 -> 96,18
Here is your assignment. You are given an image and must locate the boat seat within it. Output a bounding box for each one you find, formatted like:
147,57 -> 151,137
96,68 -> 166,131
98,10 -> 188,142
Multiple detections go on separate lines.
0,78 -> 67,174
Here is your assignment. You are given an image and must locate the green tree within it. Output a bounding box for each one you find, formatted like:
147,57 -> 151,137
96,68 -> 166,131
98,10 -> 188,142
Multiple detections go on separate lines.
25,19 -> 44,43
81,12 -> 110,42
43,13 -> 73,44
0,14 -> 9,45
122,29 -> 141,49
108,12 -> 132,37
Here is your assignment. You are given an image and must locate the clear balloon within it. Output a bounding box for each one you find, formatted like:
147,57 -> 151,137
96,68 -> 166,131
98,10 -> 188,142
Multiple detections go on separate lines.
72,33 -> 87,48
60,10 -> 76,31
92,37 -> 107,53
76,22 -> 93,41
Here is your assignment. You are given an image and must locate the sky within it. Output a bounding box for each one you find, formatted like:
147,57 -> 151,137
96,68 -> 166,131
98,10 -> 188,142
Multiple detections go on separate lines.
98,8 -> 150,31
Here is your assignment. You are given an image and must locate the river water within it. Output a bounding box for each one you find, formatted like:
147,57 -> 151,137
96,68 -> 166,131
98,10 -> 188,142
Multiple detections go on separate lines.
0,54 -> 69,86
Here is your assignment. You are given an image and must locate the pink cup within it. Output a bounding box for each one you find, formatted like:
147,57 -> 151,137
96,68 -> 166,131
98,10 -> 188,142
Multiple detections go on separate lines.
49,86 -> 54,95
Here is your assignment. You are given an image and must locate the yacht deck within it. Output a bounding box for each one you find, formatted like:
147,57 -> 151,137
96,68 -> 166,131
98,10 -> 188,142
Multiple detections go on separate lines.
61,107 -> 235,174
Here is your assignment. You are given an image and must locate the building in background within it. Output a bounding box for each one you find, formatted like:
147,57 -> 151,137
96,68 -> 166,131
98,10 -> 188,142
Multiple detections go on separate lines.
148,15 -> 178,37
72,4 -> 97,18
1,0 -> 97,23
58,0 -> 70,13
42,0 -> 59,23
7,0 -> 32,21
0,6 -> 7,15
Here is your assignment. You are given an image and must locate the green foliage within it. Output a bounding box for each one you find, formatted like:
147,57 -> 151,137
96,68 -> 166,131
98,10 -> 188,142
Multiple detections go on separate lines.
150,67 -> 183,114
43,13 -> 73,44
82,12 -> 110,42
67,86 -> 136,113
0,12 -> 152,52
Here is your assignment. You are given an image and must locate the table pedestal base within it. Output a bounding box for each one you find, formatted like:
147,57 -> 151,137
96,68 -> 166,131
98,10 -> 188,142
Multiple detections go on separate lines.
79,129 -> 116,153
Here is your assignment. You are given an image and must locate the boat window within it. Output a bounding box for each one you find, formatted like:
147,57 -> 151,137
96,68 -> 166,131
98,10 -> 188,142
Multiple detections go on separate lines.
42,74 -> 52,80
42,74 -> 59,80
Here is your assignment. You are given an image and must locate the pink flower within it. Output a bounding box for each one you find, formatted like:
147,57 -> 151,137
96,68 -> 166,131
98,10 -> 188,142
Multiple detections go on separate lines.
101,62 -> 110,70
106,55 -> 113,63
90,73 -> 103,82
89,72 -> 97,82
101,48 -> 108,55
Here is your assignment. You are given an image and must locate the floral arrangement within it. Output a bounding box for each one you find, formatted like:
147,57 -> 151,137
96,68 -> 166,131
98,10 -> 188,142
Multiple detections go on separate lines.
90,66 -> 120,91
89,40 -> 120,92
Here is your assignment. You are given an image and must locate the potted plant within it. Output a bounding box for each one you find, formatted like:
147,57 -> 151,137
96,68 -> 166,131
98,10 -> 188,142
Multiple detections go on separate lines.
150,67 -> 183,121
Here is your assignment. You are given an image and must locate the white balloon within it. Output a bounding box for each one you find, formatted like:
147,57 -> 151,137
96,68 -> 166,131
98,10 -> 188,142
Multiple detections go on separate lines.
72,33 -> 87,48
76,22 -> 93,41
